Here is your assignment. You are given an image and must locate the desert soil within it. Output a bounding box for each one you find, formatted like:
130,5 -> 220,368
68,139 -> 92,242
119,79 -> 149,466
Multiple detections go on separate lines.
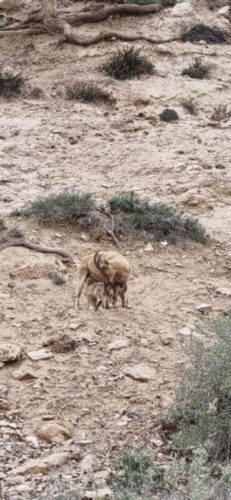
0,0 -> 231,498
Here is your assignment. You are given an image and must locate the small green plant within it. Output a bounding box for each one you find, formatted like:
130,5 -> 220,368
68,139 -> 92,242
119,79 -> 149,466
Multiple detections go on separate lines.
181,23 -> 228,44
102,46 -> 154,80
0,71 -> 24,97
30,86 -> 43,99
48,271 -> 66,285
181,97 -> 198,115
12,192 -> 95,225
0,218 -> 6,231
169,315 -> 231,461
211,104 -> 231,122
159,108 -> 179,122
108,192 -> 207,243
182,58 -> 210,80
112,446 -> 166,499
65,80 -> 112,103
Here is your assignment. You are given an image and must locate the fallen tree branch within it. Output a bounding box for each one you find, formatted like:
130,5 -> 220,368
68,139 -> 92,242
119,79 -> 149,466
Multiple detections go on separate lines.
0,228 -> 73,262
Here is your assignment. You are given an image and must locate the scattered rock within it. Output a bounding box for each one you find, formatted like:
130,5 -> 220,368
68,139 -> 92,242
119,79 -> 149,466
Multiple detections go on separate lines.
196,303 -> 212,314
85,487 -> 113,499
25,434 -> 39,448
80,232 -> 90,242
171,2 -> 193,17
160,335 -> 174,346
0,420 -> 17,429
108,338 -> 130,351
26,349 -> 53,361
36,420 -> 73,443
12,367 -> 38,380
0,343 -> 21,364
215,287 -> 231,297
14,452 -> 71,475
0,0 -> 23,10
151,438 -> 164,447
218,6 -> 230,17
80,453 -> 95,472
179,326 -> 192,337
144,243 -> 154,252
124,364 -> 155,382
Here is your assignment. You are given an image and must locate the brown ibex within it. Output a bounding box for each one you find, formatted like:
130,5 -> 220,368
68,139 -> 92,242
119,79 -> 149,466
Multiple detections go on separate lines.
76,250 -> 131,308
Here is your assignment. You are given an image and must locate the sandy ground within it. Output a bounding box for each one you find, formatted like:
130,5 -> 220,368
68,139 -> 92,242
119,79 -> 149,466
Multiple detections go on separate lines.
0,0 -> 231,497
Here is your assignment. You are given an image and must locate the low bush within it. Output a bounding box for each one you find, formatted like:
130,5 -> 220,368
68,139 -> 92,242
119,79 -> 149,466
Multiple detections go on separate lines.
168,314 -> 231,461
181,97 -> 198,115
159,108 -> 179,122
182,58 -> 210,80
112,446 -> 166,499
0,218 -> 6,231
0,70 -> 24,97
108,192 -> 207,243
101,46 -> 154,80
12,192 -> 96,225
181,23 -> 228,44
66,80 -> 112,104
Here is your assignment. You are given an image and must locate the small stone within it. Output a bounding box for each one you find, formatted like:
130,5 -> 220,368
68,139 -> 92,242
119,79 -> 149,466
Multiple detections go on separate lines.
80,453 -> 95,472
15,484 -> 31,494
12,368 -> 38,380
160,335 -> 174,346
14,452 -> 71,475
218,6 -> 230,16
0,420 -> 17,429
25,435 -> 39,448
171,2 -> 193,16
124,364 -> 155,382
26,349 -> 53,361
160,240 -> 168,247
80,232 -> 90,242
85,487 -> 113,499
108,338 -> 130,351
151,438 -> 164,447
0,344 -> 21,363
196,304 -> 212,313
69,323 -> 82,331
144,243 -> 154,252
215,287 -> 231,297
179,327 -> 191,337
36,420 -> 73,443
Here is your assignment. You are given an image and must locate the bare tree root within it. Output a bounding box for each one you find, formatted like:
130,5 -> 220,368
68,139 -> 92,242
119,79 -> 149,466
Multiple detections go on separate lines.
0,228 -> 73,262
0,0 -> 180,47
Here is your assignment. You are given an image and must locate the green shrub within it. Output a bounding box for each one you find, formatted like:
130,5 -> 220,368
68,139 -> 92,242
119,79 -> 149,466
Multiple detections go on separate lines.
102,46 -> 154,80
0,71 -> 24,97
112,446 -> 166,499
66,80 -> 112,104
12,192 -> 95,225
0,218 -> 6,231
182,58 -> 210,80
108,192 -> 207,243
181,23 -> 228,44
169,315 -> 231,461
159,108 -> 179,122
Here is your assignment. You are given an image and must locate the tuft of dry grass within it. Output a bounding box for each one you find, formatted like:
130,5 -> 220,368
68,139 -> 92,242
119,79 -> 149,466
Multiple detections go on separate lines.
181,97 -> 198,115
65,80 -> 112,104
182,58 -> 210,80
211,104 -> 231,122
0,70 -> 24,97
101,45 -> 154,80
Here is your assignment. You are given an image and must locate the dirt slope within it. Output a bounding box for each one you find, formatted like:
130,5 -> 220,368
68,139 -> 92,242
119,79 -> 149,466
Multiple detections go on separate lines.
0,1 -> 231,497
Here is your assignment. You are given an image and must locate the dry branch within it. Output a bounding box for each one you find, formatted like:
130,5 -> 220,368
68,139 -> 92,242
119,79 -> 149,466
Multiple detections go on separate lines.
0,0 -> 178,47
0,228 -> 73,262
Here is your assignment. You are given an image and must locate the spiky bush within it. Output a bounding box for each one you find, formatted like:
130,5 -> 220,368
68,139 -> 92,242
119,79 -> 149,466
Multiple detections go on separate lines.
169,315 -> 231,461
108,192 -> 207,243
66,80 -> 112,104
211,104 -> 231,122
101,46 -> 154,80
181,97 -> 198,115
12,192 -> 95,225
181,23 -> 228,44
0,71 -> 24,97
112,446 -> 166,499
182,58 -> 210,80
159,108 -> 179,122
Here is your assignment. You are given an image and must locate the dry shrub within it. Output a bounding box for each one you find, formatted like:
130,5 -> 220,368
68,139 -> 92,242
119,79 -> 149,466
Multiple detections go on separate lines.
66,80 -> 112,104
181,23 -> 229,44
0,71 -> 24,97
181,97 -> 198,115
182,58 -> 210,80
211,105 -> 231,122
159,108 -> 179,122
